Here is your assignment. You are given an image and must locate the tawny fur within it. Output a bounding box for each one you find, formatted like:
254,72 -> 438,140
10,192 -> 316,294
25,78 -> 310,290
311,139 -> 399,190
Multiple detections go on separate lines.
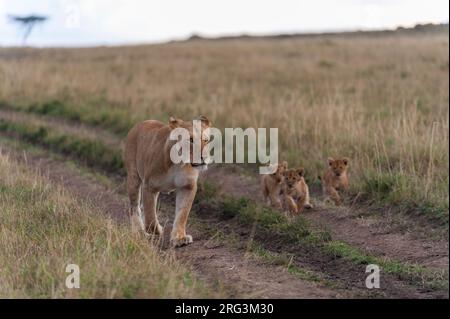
281,168 -> 313,215
123,115 -> 211,247
321,157 -> 349,205
261,161 -> 288,209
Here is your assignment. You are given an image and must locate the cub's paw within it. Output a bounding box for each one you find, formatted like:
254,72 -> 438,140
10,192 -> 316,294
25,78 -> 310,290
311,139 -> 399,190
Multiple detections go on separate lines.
171,235 -> 193,248
304,203 -> 314,209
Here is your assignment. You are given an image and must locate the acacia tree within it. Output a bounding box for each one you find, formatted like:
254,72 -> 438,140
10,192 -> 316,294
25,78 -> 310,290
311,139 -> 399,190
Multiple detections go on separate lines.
8,15 -> 48,45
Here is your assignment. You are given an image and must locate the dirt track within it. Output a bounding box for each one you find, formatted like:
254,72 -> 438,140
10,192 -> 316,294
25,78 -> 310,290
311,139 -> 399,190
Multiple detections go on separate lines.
203,166 -> 449,271
0,108 -> 448,298
0,144 -> 346,298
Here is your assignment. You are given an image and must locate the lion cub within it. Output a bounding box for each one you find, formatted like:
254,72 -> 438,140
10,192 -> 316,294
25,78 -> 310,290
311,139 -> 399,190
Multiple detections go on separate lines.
281,168 -> 313,215
261,161 -> 288,209
322,157 -> 349,205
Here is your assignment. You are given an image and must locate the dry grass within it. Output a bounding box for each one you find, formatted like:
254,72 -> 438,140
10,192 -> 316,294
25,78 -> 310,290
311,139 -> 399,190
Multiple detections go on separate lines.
0,151 -> 213,298
0,33 -> 448,214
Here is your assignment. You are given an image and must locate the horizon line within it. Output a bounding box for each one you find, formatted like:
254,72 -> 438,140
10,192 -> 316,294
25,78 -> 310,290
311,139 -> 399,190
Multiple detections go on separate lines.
1,20 -> 448,49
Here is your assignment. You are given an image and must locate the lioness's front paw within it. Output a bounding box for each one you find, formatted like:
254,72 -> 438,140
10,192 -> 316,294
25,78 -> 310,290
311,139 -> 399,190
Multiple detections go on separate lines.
146,223 -> 164,236
171,235 -> 193,248
304,203 -> 313,209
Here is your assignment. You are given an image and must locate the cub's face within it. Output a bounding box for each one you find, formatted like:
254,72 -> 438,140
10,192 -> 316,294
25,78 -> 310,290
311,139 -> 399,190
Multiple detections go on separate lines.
283,168 -> 305,189
269,161 -> 288,182
328,157 -> 349,177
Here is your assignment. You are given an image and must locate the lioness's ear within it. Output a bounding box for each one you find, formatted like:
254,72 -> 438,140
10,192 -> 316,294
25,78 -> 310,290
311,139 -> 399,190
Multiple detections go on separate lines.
169,116 -> 182,129
327,157 -> 334,166
197,115 -> 211,127
343,157 -> 349,166
297,168 -> 305,177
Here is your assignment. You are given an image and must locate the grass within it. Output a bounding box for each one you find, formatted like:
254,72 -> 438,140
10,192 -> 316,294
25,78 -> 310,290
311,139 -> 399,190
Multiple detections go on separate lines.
195,181 -> 448,291
188,211 -> 340,289
0,152 -> 215,298
0,119 -> 123,174
324,241 -> 448,291
1,125 -> 447,293
0,32 -> 448,218
196,180 -> 331,244
25,100 -> 133,136
247,242 -> 341,289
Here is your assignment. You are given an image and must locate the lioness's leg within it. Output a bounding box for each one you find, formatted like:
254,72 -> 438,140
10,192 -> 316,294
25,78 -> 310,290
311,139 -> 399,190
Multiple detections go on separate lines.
127,171 -> 140,214
171,185 -> 197,247
142,186 -> 163,235
127,171 -> 144,231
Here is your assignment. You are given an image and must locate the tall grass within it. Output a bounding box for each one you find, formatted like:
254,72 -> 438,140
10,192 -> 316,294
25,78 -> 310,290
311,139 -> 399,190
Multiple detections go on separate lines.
0,152 -> 213,298
0,34 -> 448,214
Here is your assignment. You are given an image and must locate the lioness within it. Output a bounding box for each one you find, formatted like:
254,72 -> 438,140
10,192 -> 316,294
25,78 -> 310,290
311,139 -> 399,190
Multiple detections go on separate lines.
261,161 -> 288,209
281,168 -> 313,215
124,115 -> 211,247
321,157 -> 349,205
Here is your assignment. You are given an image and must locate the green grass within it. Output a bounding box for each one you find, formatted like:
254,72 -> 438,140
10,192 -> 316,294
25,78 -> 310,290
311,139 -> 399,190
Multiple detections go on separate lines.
195,181 -> 448,291
361,171 -> 448,223
1,100 -> 132,137
324,241 -> 448,291
188,213 -> 340,289
0,152 -> 214,298
195,182 -> 331,244
0,119 -> 123,174
248,242 -> 340,289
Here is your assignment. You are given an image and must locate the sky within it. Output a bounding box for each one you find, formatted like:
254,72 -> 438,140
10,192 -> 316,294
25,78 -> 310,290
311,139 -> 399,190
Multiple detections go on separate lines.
0,0 -> 448,47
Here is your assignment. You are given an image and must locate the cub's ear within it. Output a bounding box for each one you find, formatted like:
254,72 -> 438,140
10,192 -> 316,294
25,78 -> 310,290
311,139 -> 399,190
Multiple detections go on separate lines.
169,116 -> 183,129
327,157 -> 335,166
196,115 -> 211,127
297,168 -> 305,177
343,157 -> 349,166
280,161 -> 288,169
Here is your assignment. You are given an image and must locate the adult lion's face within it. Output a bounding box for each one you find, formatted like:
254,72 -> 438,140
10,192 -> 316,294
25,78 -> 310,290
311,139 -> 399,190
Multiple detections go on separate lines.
169,115 -> 212,168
